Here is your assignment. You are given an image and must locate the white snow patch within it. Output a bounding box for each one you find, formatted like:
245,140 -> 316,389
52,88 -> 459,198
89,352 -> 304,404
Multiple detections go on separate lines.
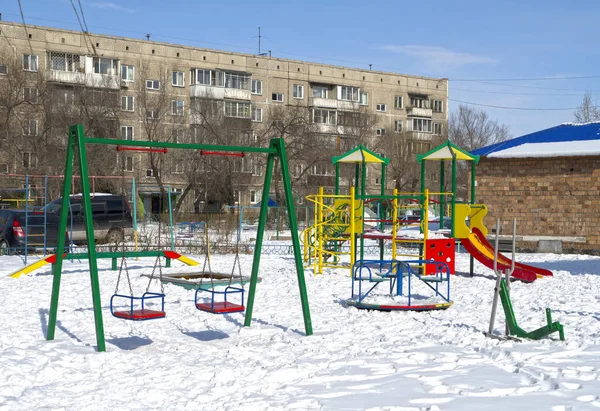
488,140 -> 600,158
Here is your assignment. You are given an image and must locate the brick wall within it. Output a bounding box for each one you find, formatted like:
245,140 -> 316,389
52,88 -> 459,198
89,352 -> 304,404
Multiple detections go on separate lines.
475,156 -> 600,254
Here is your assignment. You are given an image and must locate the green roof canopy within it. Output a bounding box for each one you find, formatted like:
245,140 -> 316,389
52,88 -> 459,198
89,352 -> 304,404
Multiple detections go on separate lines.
332,145 -> 390,165
416,140 -> 480,164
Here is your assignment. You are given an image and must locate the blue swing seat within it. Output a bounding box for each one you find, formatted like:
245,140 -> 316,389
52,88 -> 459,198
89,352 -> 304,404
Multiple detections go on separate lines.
110,292 -> 166,320
195,286 -> 245,314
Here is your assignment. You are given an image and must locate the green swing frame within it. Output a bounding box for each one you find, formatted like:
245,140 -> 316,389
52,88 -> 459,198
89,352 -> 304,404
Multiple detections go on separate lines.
47,124 -> 313,351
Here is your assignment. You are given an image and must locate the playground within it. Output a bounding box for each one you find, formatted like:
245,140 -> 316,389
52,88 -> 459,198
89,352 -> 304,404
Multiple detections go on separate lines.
1,126 -> 600,410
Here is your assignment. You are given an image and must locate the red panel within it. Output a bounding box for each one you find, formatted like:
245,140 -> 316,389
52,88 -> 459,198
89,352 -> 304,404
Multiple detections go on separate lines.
113,309 -> 165,320
196,302 -> 245,314
425,238 -> 455,275
163,250 -> 181,259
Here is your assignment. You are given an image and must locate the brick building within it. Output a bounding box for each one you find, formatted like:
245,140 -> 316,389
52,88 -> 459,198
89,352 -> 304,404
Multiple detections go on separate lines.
472,122 -> 600,254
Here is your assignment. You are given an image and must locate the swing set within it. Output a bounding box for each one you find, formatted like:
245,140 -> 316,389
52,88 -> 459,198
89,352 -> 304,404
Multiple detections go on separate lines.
46,124 -> 313,351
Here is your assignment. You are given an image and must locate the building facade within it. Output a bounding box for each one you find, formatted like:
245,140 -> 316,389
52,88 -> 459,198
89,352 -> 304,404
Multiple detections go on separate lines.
0,21 -> 448,213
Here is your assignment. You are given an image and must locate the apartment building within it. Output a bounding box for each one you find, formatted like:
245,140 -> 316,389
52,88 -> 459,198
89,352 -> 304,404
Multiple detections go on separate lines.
0,21 -> 448,213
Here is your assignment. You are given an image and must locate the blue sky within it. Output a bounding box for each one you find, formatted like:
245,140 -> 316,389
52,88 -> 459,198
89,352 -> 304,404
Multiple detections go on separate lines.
4,0 -> 600,137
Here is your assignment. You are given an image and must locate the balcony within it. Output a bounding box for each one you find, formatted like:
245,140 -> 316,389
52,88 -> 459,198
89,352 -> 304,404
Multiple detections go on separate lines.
310,97 -> 338,109
314,124 -> 339,134
309,97 -> 360,111
46,70 -> 85,85
407,107 -> 433,117
224,88 -> 251,100
408,131 -> 433,141
85,73 -> 120,90
190,85 -> 251,100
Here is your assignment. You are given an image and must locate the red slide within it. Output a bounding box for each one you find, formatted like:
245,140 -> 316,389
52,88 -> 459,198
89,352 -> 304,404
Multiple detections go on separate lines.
472,227 -> 553,278
460,233 -> 538,283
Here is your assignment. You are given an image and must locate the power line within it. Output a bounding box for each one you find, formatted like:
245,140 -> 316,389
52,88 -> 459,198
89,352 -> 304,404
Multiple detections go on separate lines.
449,98 -> 581,111
456,80 -> 600,93
451,75 -> 600,82
452,87 -> 591,97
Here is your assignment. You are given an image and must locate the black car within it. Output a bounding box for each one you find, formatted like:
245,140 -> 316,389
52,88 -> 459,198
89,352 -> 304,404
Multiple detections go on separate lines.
44,194 -> 134,244
0,210 -> 66,254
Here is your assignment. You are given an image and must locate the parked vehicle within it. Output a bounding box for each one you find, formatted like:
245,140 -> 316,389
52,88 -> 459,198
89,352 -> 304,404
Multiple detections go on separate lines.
0,210 -> 66,254
44,194 -> 134,244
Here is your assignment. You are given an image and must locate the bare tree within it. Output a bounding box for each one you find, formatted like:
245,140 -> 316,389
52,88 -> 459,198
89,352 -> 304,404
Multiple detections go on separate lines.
574,92 -> 600,123
448,104 -> 510,151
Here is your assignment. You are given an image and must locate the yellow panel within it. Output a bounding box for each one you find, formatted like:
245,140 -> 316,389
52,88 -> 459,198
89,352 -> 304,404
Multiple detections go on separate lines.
469,204 -> 489,237
453,204 -> 472,239
333,198 -> 363,234
451,147 -> 476,161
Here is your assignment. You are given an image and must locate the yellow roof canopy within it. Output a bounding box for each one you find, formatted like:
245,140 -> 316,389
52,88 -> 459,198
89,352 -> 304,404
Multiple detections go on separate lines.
332,145 -> 390,165
416,140 -> 480,163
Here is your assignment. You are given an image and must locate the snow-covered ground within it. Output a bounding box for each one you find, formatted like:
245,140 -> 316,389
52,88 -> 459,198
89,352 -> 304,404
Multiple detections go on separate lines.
1,250 -> 600,410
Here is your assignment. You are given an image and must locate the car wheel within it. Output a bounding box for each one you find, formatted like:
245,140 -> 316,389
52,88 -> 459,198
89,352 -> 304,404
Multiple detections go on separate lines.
106,228 -> 124,245
0,240 -> 8,256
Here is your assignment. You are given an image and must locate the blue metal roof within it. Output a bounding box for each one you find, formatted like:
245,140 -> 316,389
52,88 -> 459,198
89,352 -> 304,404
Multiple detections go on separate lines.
471,122 -> 600,157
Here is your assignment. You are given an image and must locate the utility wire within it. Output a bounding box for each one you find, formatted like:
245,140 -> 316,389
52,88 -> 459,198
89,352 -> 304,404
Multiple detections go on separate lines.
449,98 -> 582,111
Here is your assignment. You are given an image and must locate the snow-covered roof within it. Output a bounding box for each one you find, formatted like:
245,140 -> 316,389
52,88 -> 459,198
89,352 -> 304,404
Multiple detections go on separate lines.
471,121 -> 600,158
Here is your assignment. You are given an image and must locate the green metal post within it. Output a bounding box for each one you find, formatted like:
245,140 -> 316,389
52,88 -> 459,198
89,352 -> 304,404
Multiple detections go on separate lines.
420,160 -> 426,194
360,161 -> 366,261
335,162 -> 340,195
47,126 -> 76,342
354,164 -> 359,198
440,160 -> 445,229
244,145 -> 275,328
167,186 -> 174,250
273,138 -> 313,335
379,162 -> 386,260
471,161 -> 476,204
111,258 -> 117,271
451,157 -> 457,239
132,177 -> 137,232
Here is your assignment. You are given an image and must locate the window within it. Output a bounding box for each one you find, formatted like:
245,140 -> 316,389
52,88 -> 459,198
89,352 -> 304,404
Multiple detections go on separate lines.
313,109 -> 336,125
394,120 -> 403,132
293,84 -> 304,99
172,100 -> 185,116
251,107 -> 262,122
92,57 -> 118,75
146,80 -> 160,90
121,95 -> 134,111
272,93 -> 284,102
311,164 -> 332,176
234,190 -> 240,204
312,86 -> 328,99
23,119 -> 38,136
57,89 -> 76,105
172,71 -> 185,87
121,65 -> 134,82
120,126 -> 134,140
250,190 -> 259,204
0,64 -> 7,75
174,162 -> 184,174
338,86 -> 359,102
410,95 -> 428,109
49,52 -> 80,72
146,168 -> 158,177
432,100 -> 444,113
171,128 -> 184,143
359,91 -> 368,106
224,72 -> 250,89
124,156 -> 133,172
146,109 -> 160,120
23,152 -> 37,168
251,79 -> 262,95
394,96 -> 403,109
411,118 -> 432,132
24,87 -> 38,104
376,104 -> 386,112
433,122 -> 442,135
193,69 -> 213,85
376,128 -> 386,136
23,54 -> 38,72
292,163 -> 305,178
224,101 -> 251,118
0,164 -> 8,174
